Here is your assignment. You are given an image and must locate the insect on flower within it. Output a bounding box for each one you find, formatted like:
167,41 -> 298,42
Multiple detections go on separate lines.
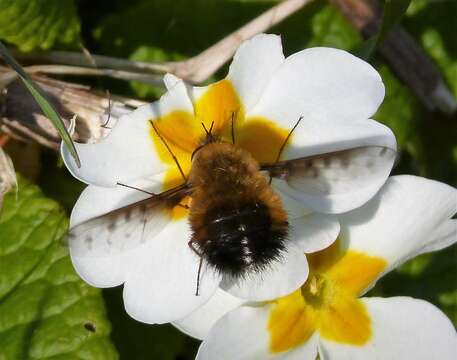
68,113 -> 395,295
63,34 -> 398,324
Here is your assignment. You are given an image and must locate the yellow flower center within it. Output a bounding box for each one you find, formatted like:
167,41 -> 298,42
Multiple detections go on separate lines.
268,240 -> 387,353
300,273 -> 333,307
148,79 -> 290,219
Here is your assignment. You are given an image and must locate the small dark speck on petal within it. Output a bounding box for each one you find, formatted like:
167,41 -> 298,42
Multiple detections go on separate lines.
309,167 -> 319,178
341,157 -> 350,168
107,222 -> 117,231
125,211 -> 132,221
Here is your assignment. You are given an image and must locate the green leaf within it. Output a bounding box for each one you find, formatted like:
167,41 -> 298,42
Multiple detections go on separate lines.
355,0 -> 411,60
379,0 -> 411,41
0,175 -> 118,359
0,0 -> 80,52
0,42 -> 81,168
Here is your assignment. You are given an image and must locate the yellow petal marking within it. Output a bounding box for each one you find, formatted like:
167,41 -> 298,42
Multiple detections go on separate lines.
194,79 -> 244,137
268,240 -> 387,353
237,117 -> 290,163
268,290 -> 316,353
326,250 -> 387,296
319,291 -> 371,345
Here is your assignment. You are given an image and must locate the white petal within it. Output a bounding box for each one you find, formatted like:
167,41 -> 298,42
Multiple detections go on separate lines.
69,178 -> 163,287
271,121 -> 396,214
227,34 -> 285,111
290,214 -> 340,253
62,80 -> 194,186
339,176 -> 457,280
123,217 -> 222,324
249,47 -> 384,124
277,187 -> 339,252
420,219 -> 457,254
274,184 -> 312,220
319,297 -> 457,360
220,243 -> 308,301
197,305 -> 319,360
163,73 -> 181,90
172,289 -> 245,340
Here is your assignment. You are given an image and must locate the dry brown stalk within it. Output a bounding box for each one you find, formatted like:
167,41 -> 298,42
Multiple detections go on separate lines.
331,0 -> 456,114
0,71 -> 146,149
13,0 -> 313,84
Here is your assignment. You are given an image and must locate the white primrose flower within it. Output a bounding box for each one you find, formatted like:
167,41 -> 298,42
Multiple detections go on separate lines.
179,176 -> 457,360
62,34 -> 397,324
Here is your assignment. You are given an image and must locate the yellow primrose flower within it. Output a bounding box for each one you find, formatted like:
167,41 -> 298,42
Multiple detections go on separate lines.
175,176 -> 457,360
62,34 -> 396,324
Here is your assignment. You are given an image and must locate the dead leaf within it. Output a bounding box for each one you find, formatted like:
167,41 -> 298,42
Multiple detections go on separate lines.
0,147 -> 16,209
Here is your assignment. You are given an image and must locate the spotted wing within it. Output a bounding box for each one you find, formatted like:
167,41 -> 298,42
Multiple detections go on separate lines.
262,146 -> 397,197
69,184 -> 190,258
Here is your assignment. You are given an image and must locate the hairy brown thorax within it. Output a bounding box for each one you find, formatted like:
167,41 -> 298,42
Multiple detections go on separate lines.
188,142 -> 289,276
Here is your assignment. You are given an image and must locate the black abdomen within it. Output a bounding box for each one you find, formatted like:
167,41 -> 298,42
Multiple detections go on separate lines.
199,201 -> 288,277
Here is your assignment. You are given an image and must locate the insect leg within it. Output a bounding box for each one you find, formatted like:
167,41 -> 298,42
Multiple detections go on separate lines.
149,120 -> 187,182
188,239 -> 203,256
116,182 -> 156,195
101,90 -> 112,129
275,115 -> 304,163
269,115 -> 304,184
188,239 -> 204,296
231,112 -> 236,144
176,203 -> 190,209
195,257 -> 203,296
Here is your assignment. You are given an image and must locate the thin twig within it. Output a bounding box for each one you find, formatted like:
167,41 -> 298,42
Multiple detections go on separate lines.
173,0 -> 314,82
23,65 -> 164,85
12,0 -> 313,83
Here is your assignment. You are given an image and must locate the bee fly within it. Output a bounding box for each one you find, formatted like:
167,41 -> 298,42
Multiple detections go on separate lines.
69,115 -> 396,295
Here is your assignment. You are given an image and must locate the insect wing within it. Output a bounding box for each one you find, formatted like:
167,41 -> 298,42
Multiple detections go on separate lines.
69,185 -> 189,258
263,146 -> 396,197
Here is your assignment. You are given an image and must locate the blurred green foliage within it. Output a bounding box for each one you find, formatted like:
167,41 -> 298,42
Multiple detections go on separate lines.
0,176 -> 117,359
0,0 -> 80,51
0,0 -> 456,359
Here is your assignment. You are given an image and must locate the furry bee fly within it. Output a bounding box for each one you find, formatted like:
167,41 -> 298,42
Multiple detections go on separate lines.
69,117 -> 395,295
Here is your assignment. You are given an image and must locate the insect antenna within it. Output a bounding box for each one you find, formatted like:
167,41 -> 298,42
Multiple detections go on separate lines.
269,115 -> 304,184
201,121 -> 215,136
149,120 -> 187,182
